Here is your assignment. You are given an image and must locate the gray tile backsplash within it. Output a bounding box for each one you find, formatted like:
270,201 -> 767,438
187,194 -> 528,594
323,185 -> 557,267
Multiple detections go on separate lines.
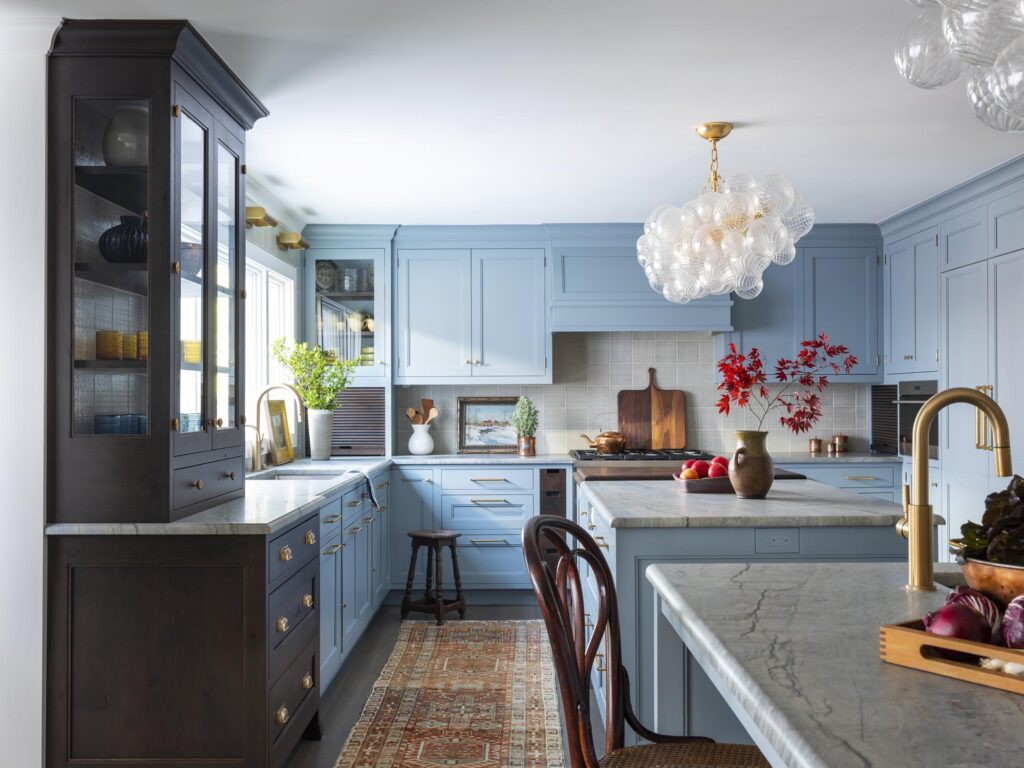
395,332 -> 869,456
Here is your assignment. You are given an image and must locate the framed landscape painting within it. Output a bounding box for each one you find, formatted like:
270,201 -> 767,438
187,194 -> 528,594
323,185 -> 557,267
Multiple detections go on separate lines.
457,396 -> 518,453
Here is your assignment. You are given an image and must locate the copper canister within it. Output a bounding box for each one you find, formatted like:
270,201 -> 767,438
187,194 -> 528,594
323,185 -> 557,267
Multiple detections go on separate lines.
808,437 -> 823,453
833,434 -> 848,453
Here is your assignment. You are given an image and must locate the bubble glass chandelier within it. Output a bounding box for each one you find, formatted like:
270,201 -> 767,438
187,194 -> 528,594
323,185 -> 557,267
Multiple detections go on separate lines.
637,122 -> 814,304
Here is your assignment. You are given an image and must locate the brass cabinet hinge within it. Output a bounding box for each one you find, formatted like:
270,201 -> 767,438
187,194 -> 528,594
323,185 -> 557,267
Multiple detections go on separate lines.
240,288 -> 247,299
172,418 -> 180,431
172,261 -> 181,274
240,163 -> 247,175
172,104 -> 180,118
239,415 -> 246,425
935,233 -> 939,247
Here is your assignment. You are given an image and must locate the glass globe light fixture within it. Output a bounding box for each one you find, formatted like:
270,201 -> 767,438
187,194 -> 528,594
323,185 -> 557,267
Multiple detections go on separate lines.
637,122 -> 813,304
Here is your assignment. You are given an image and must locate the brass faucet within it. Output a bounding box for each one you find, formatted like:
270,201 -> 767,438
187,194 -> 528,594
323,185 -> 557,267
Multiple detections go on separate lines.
252,383 -> 305,471
897,386 -> 1013,591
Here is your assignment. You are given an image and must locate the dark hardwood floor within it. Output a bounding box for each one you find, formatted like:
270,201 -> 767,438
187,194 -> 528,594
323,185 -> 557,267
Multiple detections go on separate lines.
289,603 -> 542,768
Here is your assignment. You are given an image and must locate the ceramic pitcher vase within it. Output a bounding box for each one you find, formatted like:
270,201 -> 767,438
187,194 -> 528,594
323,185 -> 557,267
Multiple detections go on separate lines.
408,424 -> 434,455
728,430 -> 774,499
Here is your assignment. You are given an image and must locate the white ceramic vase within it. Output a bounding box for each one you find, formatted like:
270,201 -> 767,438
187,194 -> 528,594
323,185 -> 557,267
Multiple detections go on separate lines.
408,423 -> 434,455
308,409 -> 333,461
103,104 -> 149,166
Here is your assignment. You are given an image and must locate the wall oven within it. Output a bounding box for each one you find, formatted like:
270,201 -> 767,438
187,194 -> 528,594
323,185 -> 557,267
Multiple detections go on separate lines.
896,380 -> 938,460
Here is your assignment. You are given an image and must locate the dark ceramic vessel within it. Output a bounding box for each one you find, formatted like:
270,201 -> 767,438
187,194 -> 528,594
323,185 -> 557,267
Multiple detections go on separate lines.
98,214 -> 147,263
728,430 -> 775,499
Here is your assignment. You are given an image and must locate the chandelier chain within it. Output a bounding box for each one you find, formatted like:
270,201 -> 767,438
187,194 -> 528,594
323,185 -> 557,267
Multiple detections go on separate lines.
707,139 -> 720,193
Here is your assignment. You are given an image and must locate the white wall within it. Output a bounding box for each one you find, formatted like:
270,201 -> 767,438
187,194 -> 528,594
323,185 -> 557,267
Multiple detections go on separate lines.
0,17 -> 58,767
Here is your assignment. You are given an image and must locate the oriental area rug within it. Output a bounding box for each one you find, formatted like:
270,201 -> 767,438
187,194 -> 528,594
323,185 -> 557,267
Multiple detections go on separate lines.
334,620 -> 565,768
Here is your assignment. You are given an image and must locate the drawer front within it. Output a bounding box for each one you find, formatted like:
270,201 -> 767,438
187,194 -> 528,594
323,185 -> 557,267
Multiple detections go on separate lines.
798,465 -> 896,489
371,474 -> 390,504
441,468 -> 534,492
171,456 -> 243,510
268,557 -> 318,652
861,489 -> 897,503
267,516 -> 320,586
455,538 -> 529,586
269,636 -> 318,744
441,493 -> 534,532
319,497 -> 342,531
342,482 -> 370,524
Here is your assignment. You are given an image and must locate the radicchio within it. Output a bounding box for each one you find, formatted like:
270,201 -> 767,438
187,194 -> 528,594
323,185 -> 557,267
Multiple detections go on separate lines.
1001,595 -> 1024,649
945,586 -> 1002,640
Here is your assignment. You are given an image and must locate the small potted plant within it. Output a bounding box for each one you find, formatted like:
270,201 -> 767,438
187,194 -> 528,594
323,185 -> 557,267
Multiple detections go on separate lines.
272,340 -> 358,461
716,332 -> 856,498
511,396 -> 539,457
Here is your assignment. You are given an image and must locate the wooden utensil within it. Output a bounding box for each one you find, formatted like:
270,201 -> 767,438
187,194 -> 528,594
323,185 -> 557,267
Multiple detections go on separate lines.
424,407 -> 439,425
421,399 -> 434,418
406,407 -> 422,424
617,368 -> 687,450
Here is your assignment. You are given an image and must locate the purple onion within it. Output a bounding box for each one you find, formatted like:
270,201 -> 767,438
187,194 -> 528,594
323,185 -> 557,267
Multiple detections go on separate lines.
1002,595 -> 1024,649
945,586 -> 1002,640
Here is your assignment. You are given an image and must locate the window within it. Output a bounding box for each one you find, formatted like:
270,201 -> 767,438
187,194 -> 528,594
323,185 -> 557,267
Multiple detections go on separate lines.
245,244 -> 297,443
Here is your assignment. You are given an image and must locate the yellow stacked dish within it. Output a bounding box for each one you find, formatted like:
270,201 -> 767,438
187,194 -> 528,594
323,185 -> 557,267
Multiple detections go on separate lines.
96,330 -> 123,360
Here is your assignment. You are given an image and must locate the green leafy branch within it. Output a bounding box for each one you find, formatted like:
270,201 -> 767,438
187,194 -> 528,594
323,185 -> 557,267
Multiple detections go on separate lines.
271,339 -> 359,411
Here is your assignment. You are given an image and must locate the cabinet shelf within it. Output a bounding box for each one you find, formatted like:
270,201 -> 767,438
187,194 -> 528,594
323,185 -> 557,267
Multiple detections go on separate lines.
75,359 -> 148,371
74,262 -> 148,296
321,291 -> 374,301
74,165 -> 147,214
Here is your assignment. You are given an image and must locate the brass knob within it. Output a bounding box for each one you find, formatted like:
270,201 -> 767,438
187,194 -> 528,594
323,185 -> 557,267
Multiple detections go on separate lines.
302,593 -> 313,609
279,545 -> 293,562
192,479 -> 204,490
302,673 -> 313,690
226,471 -> 237,480
464,359 -> 472,365
275,705 -> 289,726
276,616 -> 289,633
304,530 -> 316,545
209,417 -> 223,428
473,359 -> 482,365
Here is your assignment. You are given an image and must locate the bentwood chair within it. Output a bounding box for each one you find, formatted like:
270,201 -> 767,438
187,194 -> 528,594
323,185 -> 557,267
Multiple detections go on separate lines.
522,515 -> 769,768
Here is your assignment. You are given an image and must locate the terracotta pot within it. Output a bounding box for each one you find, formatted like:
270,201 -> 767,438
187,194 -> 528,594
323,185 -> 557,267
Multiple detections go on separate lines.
728,431 -> 774,499
518,435 -> 536,458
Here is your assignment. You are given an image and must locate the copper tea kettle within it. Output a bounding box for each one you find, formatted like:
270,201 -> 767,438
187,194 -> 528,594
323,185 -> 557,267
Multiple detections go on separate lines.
579,430 -> 628,455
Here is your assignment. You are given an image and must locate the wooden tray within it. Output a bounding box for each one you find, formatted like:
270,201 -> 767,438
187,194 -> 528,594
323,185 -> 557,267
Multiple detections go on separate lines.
880,619 -> 1024,695
672,471 -> 734,494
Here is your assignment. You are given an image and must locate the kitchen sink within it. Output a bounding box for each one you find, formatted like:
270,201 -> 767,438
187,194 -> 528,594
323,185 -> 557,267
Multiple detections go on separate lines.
248,469 -> 357,480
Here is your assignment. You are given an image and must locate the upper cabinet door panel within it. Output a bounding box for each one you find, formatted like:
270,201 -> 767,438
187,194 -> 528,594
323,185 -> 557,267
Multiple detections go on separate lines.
394,249 -> 471,379
553,245 -> 660,303
802,246 -> 879,378
990,250 -> 1024,471
722,248 -> 801,368
472,249 -> 546,378
941,204 -> 988,271
990,187 -> 1024,257
886,237 -> 915,374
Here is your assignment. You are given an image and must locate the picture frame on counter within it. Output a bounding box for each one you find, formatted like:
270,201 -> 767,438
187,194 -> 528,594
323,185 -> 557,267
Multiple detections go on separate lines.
457,396 -> 519,453
267,399 -> 294,465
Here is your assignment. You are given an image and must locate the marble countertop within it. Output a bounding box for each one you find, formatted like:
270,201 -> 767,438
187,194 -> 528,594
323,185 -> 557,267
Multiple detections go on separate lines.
646,562 -> 1022,768
390,453 -> 572,465
581,478 -> 942,529
771,451 -> 902,464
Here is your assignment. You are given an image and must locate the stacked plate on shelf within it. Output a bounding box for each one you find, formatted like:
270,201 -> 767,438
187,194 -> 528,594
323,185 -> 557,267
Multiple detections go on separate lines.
94,413 -> 148,434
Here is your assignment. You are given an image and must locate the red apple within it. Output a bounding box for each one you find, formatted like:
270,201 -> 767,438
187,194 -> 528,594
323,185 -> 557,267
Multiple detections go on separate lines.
692,460 -> 711,478
707,462 -> 729,478
711,455 -> 729,467
682,459 -> 697,469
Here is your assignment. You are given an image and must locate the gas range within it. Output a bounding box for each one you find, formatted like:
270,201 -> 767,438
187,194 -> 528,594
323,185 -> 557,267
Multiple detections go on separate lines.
570,448 -> 715,462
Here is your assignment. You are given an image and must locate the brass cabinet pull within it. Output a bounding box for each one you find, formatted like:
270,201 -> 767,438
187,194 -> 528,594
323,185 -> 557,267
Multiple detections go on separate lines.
470,498 -> 510,504
375,481 -> 389,490
192,479 -> 204,490
348,526 -> 361,535
845,475 -> 878,481
473,359 -> 482,365
301,593 -> 313,609
379,505 -> 387,513
471,477 -> 508,483
302,673 -> 313,690
424,477 -> 434,484
276,616 -> 289,633
323,543 -> 342,556
587,522 -> 596,531
275,705 -> 289,726
323,515 -> 341,524
470,538 -> 508,544
594,536 -> 609,549
362,516 -> 373,524
279,545 -> 293,562
595,652 -> 607,674
464,359 -> 472,364
347,500 -> 360,508
225,471 -> 237,480
304,530 -> 316,545
583,611 -> 594,629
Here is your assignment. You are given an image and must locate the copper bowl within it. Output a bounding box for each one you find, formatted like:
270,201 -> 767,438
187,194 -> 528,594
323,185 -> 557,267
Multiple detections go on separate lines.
961,558 -> 1024,609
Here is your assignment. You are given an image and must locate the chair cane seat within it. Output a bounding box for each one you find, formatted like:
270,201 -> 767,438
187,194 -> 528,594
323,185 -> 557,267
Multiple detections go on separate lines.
599,742 -> 770,768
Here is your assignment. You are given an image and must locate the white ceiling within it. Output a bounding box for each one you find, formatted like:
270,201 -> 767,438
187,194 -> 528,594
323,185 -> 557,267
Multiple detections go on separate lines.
6,0 -> 1024,224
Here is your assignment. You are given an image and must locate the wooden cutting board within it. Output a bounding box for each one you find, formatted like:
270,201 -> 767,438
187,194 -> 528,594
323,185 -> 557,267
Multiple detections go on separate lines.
617,368 -> 686,449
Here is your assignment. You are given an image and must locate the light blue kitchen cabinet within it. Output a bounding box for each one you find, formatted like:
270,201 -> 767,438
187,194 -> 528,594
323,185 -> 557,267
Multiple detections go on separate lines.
389,468 -> 435,588
351,512 -> 372,628
990,186 -> 1024,257
371,473 -> 391,604
472,249 -> 547,378
319,527 -> 343,688
991,249 -> 1024,474
341,521 -> 358,643
940,261 -> 991,478
544,223 -> 733,332
940,204 -> 987,271
802,245 -> 880,379
884,227 -> 938,377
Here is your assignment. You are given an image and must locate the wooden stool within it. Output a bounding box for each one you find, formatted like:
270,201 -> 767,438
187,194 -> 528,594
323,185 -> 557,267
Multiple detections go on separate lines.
400,530 -> 466,625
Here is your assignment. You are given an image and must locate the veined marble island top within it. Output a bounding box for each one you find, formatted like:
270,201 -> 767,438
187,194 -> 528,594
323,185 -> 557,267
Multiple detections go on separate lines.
580,478 -> 943,529
647,562 -> 1024,768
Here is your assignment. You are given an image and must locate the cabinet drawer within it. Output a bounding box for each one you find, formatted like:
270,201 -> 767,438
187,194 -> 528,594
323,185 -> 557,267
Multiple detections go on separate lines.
268,557 -> 318,652
342,482 -> 370,523
268,636 -> 317,744
319,497 -> 342,531
267,516 -> 320,587
441,468 -> 534,492
171,456 -> 243,511
798,465 -> 895,489
455,538 -> 529,586
441,493 -> 534,531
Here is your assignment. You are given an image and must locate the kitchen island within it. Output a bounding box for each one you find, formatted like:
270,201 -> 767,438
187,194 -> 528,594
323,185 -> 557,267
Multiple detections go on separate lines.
646,561 -> 1024,767
574,476 -> 941,744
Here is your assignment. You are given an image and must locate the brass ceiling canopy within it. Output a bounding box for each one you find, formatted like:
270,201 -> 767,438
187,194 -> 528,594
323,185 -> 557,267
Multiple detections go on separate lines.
694,121 -> 733,142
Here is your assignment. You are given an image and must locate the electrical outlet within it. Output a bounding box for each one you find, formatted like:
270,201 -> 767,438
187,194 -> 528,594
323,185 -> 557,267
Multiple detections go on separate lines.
755,528 -> 800,554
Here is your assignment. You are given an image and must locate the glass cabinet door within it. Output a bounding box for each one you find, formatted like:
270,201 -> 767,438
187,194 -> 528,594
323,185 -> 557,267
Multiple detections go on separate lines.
175,100 -> 209,450
71,98 -> 151,437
